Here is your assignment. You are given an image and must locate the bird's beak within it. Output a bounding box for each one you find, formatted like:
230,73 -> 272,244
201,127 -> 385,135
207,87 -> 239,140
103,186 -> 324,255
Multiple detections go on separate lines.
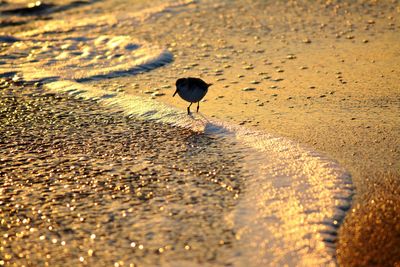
173,89 -> 178,97
207,83 -> 213,88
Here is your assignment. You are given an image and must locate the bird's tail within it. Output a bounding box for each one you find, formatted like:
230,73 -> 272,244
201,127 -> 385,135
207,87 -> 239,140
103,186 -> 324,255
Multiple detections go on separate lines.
173,89 -> 178,97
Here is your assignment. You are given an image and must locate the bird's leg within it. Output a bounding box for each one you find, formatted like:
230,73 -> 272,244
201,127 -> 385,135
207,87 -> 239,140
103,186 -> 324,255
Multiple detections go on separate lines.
196,102 -> 200,113
187,103 -> 193,114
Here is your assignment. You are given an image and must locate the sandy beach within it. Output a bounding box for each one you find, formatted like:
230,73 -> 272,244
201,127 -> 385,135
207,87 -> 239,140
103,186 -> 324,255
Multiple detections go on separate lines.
1,0 -> 399,265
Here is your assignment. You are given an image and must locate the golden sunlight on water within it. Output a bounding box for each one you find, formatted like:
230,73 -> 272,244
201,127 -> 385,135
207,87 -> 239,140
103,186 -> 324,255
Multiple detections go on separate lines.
0,0 -> 399,265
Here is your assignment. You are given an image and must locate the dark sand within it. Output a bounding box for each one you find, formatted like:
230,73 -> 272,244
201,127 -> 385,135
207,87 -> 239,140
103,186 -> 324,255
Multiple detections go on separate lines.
337,172 -> 400,266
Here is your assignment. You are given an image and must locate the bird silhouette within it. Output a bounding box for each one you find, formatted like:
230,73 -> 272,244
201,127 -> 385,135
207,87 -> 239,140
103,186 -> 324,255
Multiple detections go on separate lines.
173,77 -> 212,114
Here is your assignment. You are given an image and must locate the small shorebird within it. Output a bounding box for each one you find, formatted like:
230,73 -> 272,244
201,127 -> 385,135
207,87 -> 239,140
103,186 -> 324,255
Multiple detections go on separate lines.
173,77 -> 212,114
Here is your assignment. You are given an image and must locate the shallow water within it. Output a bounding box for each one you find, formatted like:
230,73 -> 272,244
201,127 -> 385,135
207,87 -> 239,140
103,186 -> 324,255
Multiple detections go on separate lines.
0,83 -> 248,266
0,0 -> 354,265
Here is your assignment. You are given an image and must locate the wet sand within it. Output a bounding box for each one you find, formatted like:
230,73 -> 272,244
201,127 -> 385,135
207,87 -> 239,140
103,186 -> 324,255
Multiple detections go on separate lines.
0,80 -> 246,266
1,0 -> 400,265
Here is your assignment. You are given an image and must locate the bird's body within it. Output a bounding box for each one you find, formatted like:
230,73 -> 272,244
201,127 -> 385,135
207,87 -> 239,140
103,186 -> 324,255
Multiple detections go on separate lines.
173,77 -> 212,114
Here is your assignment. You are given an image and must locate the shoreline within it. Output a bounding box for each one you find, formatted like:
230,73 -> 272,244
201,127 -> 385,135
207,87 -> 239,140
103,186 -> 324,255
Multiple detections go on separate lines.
1,0 -> 399,265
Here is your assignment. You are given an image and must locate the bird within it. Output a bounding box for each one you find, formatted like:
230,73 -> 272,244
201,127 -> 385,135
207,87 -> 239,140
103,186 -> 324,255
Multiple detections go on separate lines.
173,77 -> 212,114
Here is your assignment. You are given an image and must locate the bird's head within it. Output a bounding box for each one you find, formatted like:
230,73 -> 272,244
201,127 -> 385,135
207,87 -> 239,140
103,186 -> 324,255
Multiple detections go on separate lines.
173,78 -> 187,97
175,78 -> 187,87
